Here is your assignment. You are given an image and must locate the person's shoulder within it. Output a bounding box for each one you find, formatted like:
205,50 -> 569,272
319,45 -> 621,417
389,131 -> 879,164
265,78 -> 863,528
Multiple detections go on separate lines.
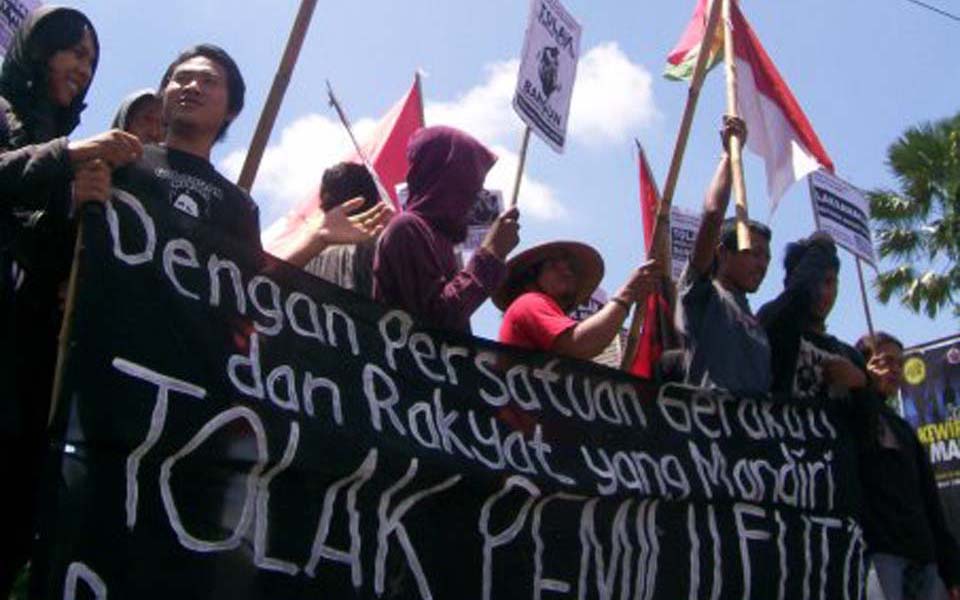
381,211 -> 427,241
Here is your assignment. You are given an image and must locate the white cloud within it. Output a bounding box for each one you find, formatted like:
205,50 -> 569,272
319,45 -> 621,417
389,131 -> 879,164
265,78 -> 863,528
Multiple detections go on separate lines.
569,42 -> 659,145
222,41 -> 655,227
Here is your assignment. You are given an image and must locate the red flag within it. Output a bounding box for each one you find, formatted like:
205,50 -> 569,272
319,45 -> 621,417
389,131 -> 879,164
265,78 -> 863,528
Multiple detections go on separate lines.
629,142 -> 671,378
666,0 -> 833,209
263,76 -> 425,255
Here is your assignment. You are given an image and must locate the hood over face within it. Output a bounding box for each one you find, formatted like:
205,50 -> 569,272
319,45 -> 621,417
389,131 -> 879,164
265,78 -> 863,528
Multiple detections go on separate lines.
110,88 -> 157,130
0,5 -> 99,140
404,125 -> 497,242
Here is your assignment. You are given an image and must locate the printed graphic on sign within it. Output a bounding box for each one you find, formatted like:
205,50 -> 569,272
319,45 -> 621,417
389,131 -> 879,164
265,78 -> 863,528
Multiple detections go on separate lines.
513,0 -> 581,153
461,189 -> 502,254
0,0 -> 40,53
669,206 -> 702,281
900,336 -> 960,543
808,170 -> 876,265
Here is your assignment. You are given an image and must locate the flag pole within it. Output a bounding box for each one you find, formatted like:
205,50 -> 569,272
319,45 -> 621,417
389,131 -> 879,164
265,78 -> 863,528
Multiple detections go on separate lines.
326,80 -> 395,205
619,0 -> 724,371
237,0 -> 319,192
508,126 -> 532,209
722,0 -> 752,250
856,257 -> 876,339
414,71 -> 427,127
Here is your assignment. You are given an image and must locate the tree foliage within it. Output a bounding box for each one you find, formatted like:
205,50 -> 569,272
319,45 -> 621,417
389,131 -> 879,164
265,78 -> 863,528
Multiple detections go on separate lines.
869,112 -> 960,319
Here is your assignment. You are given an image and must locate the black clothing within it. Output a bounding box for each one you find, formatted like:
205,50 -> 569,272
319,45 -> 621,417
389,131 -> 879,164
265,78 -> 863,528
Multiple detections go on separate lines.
112,145 -> 262,251
0,7 -> 97,595
859,403 -> 960,587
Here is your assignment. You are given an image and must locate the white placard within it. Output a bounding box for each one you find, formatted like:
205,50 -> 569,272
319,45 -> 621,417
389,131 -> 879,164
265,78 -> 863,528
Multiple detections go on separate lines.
808,170 -> 876,265
461,189 -> 503,255
512,0 -> 581,154
669,206 -> 701,281
0,0 -> 40,54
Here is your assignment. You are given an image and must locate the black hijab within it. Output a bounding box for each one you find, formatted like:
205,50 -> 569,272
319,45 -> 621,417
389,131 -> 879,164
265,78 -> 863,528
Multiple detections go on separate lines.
0,5 -> 99,143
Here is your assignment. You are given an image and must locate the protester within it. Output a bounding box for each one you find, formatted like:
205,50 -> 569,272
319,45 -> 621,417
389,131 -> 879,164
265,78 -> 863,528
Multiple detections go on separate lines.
494,240 -> 661,359
674,115 -> 772,393
856,332 -> 960,600
757,233 -> 868,399
0,7 -> 144,595
110,44 -> 261,249
295,162 -> 390,297
110,88 -> 164,144
373,125 -> 520,332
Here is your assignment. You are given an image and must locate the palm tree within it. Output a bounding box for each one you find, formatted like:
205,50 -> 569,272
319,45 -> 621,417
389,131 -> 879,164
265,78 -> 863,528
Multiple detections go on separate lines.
868,112 -> 960,318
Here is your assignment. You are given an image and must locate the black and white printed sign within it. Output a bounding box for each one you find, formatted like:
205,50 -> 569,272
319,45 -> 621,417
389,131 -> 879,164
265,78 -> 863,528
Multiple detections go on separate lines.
35,195 -> 866,598
513,0 -> 581,153
808,170 -> 875,265
0,0 -> 39,53
669,206 -> 702,281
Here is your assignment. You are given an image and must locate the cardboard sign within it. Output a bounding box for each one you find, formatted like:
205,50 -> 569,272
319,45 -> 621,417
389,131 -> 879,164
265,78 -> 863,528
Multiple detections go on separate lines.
513,0 -> 581,153
668,206 -> 701,281
0,0 -> 38,54
808,170 -> 876,265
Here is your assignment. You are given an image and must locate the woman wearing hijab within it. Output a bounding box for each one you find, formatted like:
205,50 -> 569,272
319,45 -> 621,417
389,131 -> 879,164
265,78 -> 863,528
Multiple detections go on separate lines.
110,88 -> 164,144
0,7 -> 142,593
373,125 -> 520,332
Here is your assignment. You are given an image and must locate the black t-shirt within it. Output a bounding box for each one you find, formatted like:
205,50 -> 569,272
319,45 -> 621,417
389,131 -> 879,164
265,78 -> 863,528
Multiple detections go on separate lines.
112,145 -> 261,252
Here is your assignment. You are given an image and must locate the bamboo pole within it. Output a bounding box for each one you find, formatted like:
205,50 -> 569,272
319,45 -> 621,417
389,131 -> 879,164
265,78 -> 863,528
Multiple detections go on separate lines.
856,257 -> 876,339
619,0 -> 723,371
50,209 -> 90,424
508,126 -> 532,209
237,0 -> 319,192
722,0 -> 752,251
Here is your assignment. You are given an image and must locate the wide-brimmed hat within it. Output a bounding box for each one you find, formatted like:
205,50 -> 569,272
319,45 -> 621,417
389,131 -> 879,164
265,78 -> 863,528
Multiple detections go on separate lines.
492,241 -> 604,311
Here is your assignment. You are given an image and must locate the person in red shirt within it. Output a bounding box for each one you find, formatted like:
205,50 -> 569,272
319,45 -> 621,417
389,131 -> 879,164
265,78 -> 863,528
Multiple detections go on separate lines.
494,241 -> 660,360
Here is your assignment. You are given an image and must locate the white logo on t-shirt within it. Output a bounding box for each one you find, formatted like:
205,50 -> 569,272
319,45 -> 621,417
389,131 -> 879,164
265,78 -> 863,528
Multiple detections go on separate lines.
173,193 -> 200,217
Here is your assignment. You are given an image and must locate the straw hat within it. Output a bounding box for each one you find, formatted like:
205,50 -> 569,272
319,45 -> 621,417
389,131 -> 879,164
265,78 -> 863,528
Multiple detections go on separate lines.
492,241 -> 604,311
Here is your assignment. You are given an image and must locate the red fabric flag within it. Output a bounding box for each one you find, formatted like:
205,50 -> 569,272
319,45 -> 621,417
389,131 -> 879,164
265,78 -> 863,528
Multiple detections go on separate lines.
263,77 -> 425,254
666,0 -> 834,209
629,143 -> 671,379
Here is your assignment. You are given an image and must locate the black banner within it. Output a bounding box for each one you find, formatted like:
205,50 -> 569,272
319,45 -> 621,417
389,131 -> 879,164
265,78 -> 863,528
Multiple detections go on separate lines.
35,192 -> 865,599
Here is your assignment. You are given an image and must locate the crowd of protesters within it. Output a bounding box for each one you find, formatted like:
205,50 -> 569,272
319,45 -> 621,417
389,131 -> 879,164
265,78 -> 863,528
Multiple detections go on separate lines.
0,6 -> 957,600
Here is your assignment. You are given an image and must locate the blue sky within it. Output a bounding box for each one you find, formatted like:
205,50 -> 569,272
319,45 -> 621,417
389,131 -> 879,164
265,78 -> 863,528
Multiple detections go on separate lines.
59,0 -> 960,347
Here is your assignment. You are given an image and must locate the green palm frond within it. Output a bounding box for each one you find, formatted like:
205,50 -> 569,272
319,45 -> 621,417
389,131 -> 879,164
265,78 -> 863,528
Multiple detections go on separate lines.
869,110 -> 960,320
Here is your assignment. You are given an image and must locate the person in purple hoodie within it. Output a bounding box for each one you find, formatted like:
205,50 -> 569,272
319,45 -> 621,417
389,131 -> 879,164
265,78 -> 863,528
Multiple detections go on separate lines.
373,125 -> 520,332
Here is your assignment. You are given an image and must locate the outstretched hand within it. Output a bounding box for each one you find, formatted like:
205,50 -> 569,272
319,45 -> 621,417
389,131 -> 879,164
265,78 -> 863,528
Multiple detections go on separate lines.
307,198 -> 394,246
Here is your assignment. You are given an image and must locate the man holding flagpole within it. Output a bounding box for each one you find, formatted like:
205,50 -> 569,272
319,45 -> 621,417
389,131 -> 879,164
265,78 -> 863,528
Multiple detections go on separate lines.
675,115 -> 773,394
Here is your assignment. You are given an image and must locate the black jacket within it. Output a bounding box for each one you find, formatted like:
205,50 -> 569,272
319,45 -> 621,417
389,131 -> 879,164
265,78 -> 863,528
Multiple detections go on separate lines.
0,6 -> 97,437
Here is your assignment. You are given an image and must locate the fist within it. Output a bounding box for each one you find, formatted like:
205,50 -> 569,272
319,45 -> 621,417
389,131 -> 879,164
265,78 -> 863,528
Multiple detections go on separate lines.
481,206 -> 520,260
72,159 -> 112,206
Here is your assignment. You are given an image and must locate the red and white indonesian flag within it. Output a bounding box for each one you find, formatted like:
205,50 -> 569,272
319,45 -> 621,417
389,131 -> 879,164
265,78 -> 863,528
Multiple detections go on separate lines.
666,0 -> 834,209
262,77 -> 424,255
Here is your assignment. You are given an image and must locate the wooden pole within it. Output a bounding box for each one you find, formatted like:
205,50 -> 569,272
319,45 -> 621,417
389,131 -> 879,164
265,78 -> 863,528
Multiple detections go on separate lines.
722,0 -> 752,251
508,126 -> 532,209
619,0 -> 723,371
856,257 -> 876,339
237,0 -> 319,192
415,71 -> 427,127
50,209 -> 90,424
